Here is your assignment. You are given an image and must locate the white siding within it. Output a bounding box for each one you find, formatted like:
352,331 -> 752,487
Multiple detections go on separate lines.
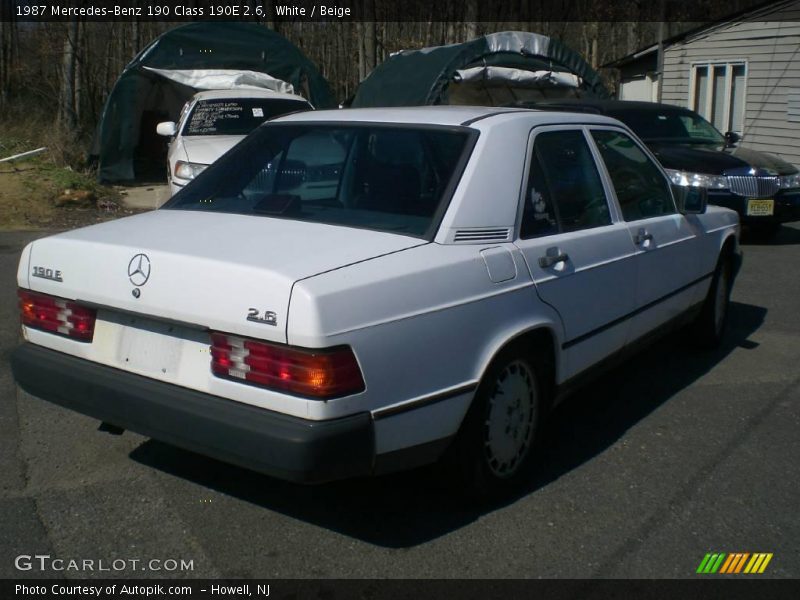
789,89 -> 800,122
660,1 -> 800,166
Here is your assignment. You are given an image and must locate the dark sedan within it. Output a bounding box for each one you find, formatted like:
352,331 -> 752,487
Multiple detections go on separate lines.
523,99 -> 800,236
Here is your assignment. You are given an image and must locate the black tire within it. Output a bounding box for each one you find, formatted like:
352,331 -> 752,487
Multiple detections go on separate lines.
448,346 -> 548,501
693,253 -> 733,349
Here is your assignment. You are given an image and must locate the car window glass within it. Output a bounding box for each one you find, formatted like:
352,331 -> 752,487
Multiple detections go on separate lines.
591,130 -> 675,221
610,110 -> 724,145
520,130 -> 610,239
677,115 -> 721,142
166,124 -> 473,238
183,98 -> 309,136
275,131 -> 348,198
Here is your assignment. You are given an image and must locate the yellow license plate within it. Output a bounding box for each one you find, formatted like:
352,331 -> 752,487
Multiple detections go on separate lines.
746,199 -> 775,216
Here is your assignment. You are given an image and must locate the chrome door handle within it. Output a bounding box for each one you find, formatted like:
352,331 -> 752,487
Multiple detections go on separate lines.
634,229 -> 654,245
538,249 -> 569,268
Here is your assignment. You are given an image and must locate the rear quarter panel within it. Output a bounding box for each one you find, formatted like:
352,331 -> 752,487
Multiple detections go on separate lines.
288,243 -> 564,424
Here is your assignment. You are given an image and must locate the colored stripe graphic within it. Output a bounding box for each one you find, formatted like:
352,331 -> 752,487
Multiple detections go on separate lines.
699,552 -> 773,574
759,554 -> 773,573
734,553 -> 750,573
721,553 -> 749,574
744,553 -> 774,574
697,553 -> 727,573
711,554 -> 726,573
719,554 -> 736,574
697,554 -> 713,573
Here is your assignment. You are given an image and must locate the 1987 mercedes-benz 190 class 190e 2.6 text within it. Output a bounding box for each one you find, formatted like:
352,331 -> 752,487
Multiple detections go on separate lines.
12,107 -> 741,497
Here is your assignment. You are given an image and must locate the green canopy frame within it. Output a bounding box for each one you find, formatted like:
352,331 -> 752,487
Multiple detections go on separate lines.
92,22 -> 335,183
351,31 -> 609,108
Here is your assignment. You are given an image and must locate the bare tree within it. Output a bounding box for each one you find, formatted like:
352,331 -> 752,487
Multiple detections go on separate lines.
465,0 -> 479,40
0,2 -> 15,110
58,19 -> 79,131
0,17 -> 8,109
74,20 -> 83,125
131,15 -> 140,56
363,1 -> 377,78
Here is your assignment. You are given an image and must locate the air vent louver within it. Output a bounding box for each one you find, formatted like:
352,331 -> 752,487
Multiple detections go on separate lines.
453,228 -> 511,243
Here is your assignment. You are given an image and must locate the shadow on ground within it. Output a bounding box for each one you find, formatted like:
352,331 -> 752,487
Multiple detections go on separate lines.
130,301 -> 766,548
741,223 -> 800,246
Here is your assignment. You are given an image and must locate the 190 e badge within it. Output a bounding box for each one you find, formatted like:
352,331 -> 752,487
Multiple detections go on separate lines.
32,266 -> 63,282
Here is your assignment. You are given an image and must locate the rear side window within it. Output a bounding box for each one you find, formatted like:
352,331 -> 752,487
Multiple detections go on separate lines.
591,130 -> 675,221
520,130 -> 611,239
166,124 -> 475,238
183,98 -> 310,136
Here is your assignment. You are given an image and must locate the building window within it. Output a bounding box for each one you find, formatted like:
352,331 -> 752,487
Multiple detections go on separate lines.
690,62 -> 746,134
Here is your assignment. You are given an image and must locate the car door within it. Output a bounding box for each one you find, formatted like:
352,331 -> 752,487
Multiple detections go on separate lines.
589,127 -> 706,343
514,127 -> 638,382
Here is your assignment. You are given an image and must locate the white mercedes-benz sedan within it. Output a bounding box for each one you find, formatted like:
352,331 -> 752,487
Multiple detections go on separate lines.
12,107 -> 741,497
156,89 -> 312,196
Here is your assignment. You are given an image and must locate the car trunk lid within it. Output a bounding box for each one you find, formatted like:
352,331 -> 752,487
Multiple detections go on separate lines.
24,210 -> 426,344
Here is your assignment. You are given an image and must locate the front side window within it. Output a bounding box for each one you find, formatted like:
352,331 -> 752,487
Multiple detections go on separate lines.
182,98 -> 310,136
520,130 -> 611,239
591,130 -> 675,221
166,124 -> 475,238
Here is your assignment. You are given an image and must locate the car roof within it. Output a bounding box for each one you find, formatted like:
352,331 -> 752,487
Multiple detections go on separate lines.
192,89 -> 310,103
273,106 -> 626,128
516,98 -> 692,115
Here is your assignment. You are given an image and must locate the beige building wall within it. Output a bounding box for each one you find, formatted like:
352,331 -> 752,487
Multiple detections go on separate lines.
660,1 -> 800,166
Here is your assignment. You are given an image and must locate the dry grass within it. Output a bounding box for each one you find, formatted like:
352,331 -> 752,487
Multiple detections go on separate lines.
0,163 -> 128,230
0,120 -> 124,230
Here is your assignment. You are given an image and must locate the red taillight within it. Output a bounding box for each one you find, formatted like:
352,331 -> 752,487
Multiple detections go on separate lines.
210,332 -> 365,399
18,289 -> 96,342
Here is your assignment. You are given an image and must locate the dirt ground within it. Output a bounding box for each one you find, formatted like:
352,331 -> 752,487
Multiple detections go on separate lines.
0,163 -> 145,231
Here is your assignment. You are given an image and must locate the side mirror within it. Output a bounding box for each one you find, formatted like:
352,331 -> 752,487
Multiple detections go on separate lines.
156,121 -> 177,137
673,185 -> 708,215
724,131 -> 740,147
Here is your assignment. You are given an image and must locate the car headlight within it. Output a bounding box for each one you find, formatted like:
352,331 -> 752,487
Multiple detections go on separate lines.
173,161 -> 208,181
778,173 -> 800,189
665,169 -> 728,189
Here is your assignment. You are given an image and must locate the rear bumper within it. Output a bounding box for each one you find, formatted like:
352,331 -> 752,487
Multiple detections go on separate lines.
11,343 -> 375,483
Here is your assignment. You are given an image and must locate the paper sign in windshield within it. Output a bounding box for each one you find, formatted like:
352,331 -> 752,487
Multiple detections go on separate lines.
186,102 -> 244,135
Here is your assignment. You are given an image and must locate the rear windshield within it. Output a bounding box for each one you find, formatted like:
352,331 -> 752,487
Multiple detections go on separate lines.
165,123 -> 475,238
182,98 -> 310,136
610,109 -> 725,145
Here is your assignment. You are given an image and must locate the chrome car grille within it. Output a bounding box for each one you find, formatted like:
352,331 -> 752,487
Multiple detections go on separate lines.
726,175 -> 779,198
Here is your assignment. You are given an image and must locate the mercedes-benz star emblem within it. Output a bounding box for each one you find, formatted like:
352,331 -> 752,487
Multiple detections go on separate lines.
128,253 -> 151,287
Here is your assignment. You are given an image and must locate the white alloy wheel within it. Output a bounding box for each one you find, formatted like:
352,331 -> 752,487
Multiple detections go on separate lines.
483,360 -> 538,478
